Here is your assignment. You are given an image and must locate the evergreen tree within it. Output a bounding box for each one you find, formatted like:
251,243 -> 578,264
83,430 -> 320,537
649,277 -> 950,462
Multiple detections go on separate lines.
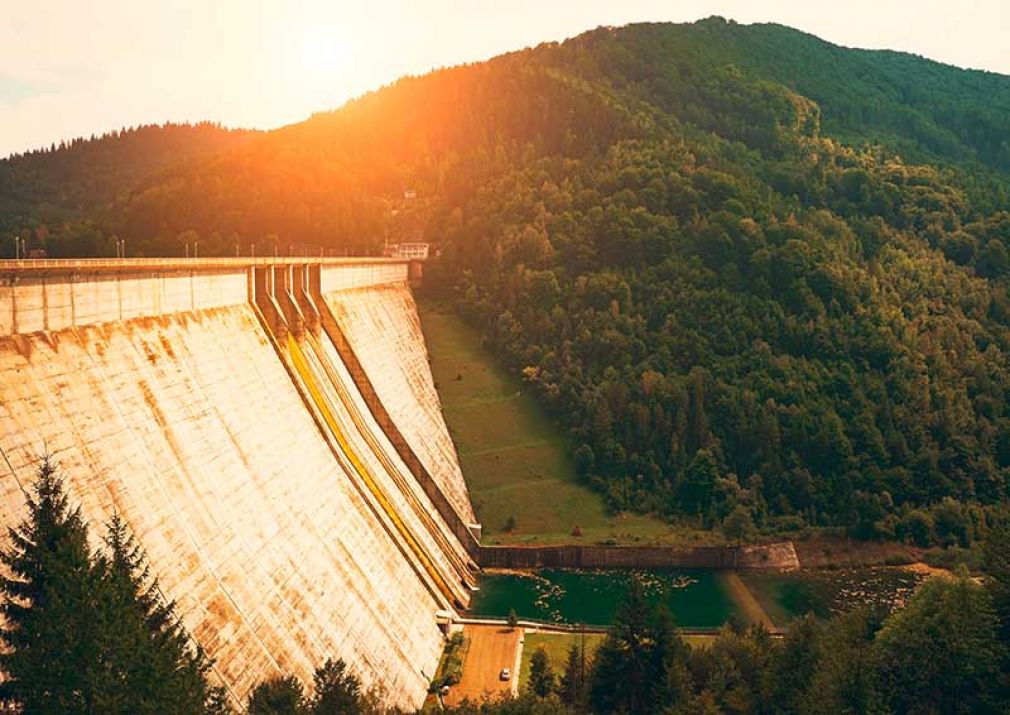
310,658 -> 363,714
589,577 -> 662,713
0,459 -> 227,714
94,511 -> 225,714
529,646 -> 555,697
0,455 -> 101,714
559,643 -> 587,708
247,675 -> 307,715
651,606 -> 691,710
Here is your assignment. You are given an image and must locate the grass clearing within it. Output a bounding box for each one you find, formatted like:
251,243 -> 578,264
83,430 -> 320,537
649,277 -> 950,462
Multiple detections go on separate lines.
517,630 -> 716,690
517,632 -> 607,690
419,303 -> 708,545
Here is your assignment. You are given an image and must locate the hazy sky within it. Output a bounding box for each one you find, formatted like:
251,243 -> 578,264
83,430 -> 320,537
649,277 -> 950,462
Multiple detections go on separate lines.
2,0 -> 1008,157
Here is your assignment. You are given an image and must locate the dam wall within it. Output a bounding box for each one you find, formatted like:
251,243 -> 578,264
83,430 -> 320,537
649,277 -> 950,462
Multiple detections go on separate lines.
0,258 -> 475,710
322,285 -> 476,528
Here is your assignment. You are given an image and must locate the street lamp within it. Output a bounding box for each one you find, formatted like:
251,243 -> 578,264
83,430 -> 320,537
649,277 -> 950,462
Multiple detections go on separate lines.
14,235 -> 20,260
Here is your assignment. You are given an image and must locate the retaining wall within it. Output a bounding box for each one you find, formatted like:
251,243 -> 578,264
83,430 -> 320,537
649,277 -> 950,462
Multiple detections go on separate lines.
479,541 -> 800,571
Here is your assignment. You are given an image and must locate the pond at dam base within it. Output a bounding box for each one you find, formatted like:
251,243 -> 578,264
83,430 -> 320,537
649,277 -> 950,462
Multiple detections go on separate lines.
469,569 -> 737,628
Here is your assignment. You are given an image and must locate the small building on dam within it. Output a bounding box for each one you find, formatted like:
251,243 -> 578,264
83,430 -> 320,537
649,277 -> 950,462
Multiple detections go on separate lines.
0,257 -> 481,710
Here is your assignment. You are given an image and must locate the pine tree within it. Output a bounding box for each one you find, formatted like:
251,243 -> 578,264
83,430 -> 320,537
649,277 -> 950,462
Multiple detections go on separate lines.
529,646 -> 555,697
507,608 -> 519,629
559,643 -> 586,707
247,675 -> 307,715
651,606 -> 690,710
0,458 -> 227,714
95,511 -> 226,714
589,577 -> 654,713
310,658 -> 363,714
0,455 -> 101,713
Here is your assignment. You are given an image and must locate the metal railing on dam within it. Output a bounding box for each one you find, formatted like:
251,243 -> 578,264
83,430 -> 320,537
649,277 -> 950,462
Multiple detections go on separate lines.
0,256 -> 474,710
0,256 -> 405,271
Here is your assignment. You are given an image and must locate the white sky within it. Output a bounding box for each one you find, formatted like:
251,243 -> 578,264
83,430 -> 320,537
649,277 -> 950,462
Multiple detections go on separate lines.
1,0 -> 1008,158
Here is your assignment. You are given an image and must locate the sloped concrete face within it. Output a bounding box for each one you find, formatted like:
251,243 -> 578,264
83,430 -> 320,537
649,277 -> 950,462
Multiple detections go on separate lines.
0,261 -> 471,710
322,284 -> 477,526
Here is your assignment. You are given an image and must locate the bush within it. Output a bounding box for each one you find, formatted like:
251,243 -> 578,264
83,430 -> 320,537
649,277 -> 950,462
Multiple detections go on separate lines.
922,546 -> 985,572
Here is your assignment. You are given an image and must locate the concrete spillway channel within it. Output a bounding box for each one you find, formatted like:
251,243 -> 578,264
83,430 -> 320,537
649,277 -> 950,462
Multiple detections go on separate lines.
252,263 -> 476,608
0,258 -> 479,711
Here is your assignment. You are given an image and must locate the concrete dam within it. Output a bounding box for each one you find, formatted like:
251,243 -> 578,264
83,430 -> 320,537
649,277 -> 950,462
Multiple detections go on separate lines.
0,257 -> 481,709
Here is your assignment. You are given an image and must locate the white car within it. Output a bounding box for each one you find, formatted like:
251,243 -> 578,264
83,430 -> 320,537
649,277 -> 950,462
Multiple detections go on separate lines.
499,667 -> 511,681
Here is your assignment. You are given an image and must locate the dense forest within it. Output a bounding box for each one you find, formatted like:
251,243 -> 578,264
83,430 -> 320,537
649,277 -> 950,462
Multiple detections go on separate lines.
3,17 -> 1010,536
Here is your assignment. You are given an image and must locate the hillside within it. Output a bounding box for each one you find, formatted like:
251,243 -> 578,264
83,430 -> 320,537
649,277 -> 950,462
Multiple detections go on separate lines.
0,122 -> 257,255
2,17 -> 1009,539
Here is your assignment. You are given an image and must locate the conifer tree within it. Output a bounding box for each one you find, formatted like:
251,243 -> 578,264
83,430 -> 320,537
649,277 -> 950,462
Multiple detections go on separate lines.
0,458 -> 228,714
95,510 -> 227,714
559,643 -> 586,707
310,658 -> 364,714
529,646 -> 555,697
589,577 -> 656,713
247,675 -> 307,715
0,455 -> 100,713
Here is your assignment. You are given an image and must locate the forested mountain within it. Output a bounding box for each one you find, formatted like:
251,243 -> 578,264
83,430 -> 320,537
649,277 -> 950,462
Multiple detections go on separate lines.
3,17 -> 1010,537
0,122 -> 257,255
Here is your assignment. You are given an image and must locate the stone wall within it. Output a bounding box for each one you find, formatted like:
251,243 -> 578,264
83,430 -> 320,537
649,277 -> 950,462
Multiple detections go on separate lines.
479,541 -> 800,571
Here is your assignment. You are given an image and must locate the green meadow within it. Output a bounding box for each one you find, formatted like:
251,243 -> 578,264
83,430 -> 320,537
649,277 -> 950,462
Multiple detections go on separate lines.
419,303 -> 708,546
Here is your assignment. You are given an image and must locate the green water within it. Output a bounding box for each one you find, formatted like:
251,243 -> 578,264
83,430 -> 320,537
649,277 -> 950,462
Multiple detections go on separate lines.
469,569 -> 736,628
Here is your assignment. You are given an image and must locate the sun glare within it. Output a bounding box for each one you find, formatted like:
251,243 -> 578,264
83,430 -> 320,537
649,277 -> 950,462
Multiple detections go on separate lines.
297,31 -> 350,77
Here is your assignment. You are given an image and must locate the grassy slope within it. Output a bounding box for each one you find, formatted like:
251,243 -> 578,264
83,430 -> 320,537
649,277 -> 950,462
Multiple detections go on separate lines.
419,302 -> 711,546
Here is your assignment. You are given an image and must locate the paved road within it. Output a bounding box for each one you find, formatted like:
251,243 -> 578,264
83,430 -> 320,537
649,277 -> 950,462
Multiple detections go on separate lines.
444,624 -> 522,706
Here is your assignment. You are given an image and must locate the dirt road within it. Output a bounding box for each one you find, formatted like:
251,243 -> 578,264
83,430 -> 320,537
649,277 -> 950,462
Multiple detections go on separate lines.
443,624 -> 522,706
